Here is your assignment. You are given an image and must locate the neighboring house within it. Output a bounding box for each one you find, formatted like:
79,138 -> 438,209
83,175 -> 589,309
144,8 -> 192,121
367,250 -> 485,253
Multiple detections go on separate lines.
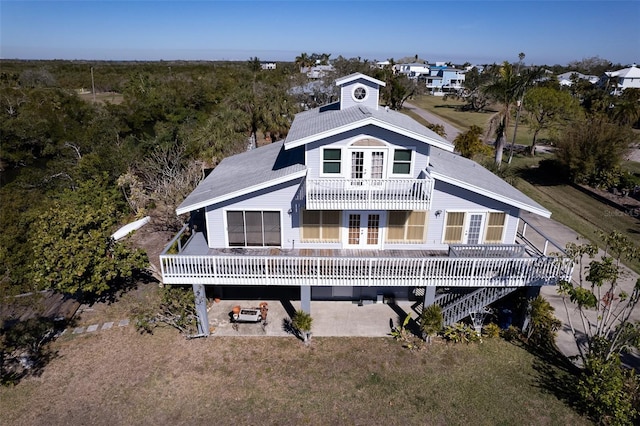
600,64 -> 640,95
397,63 -> 430,79
160,73 -> 573,336
556,71 -> 598,87
424,66 -> 466,95
261,62 -> 277,70
302,65 -> 335,79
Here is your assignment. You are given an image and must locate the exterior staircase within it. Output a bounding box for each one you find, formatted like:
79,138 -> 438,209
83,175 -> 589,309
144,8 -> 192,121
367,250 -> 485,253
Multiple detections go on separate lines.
435,286 -> 520,326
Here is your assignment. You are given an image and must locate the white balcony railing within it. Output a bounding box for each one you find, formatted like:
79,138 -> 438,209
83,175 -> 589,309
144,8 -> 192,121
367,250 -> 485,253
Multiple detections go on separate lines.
160,253 -> 573,288
304,177 -> 433,210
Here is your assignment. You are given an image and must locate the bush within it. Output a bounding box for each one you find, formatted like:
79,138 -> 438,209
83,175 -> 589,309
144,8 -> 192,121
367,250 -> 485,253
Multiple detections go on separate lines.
526,296 -> 561,347
577,355 -> 639,425
419,304 -> 443,343
501,325 -> 522,342
443,323 -> 481,344
292,310 -> 313,343
482,323 -> 501,339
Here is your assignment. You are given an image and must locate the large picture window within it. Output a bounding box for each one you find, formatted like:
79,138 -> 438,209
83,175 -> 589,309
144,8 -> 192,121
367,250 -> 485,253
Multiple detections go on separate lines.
386,211 -> 426,243
301,210 -> 340,242
227,211 -> 281,247
443,212 -> 465,243
323,149 -> 341,174
392,149 -> 412,174
484,212 -> 506,243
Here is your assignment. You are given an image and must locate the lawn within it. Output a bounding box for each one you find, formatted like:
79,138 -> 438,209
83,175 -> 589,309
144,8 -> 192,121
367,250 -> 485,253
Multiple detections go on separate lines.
409,95 -> 549,147
1,326 -> 589,425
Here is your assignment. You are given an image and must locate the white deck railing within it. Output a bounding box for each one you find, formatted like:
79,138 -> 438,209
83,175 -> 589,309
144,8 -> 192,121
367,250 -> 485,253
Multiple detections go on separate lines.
305,177 -> 434,210
160,254 -> 573,287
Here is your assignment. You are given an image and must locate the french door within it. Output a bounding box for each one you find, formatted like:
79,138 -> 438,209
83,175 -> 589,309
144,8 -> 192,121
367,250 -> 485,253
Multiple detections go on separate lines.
345,212 -> 382,248
465,213 -> 484,244
349,150 -> 385,188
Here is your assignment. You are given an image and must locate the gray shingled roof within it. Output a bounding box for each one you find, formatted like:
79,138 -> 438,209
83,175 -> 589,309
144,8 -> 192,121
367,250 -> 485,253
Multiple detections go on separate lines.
176,141 -> 306,215
285,103 -> 452,149
428,147 -> 551,217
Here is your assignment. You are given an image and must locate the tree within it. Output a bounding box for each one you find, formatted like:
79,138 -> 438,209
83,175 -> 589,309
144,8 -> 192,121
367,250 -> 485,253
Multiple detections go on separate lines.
610,88 -> 640,127
294,52 -> 313,71
247,57 -> 262,73
459,66 -> 491,112
453,125 -> 491,158
558,232 -> 640,425
558,232 -> 640,365
554,113 -> 633,186
134,286 -> 198,336
522,86 -> 580,155
30,178 -> 148,299
482,62 -> 522,166
377,67 -> 417,110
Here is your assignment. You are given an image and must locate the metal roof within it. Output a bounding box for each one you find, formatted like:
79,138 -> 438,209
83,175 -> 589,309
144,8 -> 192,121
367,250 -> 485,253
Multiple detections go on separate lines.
427,147 -> 551,218
284,103 -> 454,151
176,141 -> 306,215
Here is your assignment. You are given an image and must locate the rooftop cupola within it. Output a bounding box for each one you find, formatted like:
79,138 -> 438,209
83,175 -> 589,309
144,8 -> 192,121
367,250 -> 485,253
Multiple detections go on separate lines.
335,73 -> 386,111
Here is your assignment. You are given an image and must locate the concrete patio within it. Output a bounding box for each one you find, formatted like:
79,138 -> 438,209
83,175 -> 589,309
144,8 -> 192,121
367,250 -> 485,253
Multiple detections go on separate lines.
206,299 -> 417,337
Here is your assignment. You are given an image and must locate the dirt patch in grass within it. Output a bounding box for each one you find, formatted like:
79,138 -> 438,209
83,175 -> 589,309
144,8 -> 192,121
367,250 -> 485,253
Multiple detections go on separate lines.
1,328 -> 589,425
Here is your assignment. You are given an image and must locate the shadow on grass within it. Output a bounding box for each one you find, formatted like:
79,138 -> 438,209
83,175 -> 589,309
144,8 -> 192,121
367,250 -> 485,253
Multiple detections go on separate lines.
1,315 -> 78,386
514,339 -> 583,413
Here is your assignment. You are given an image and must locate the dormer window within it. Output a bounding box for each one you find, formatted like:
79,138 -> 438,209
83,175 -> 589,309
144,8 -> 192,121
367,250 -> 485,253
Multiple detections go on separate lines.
352,86 -> 367,102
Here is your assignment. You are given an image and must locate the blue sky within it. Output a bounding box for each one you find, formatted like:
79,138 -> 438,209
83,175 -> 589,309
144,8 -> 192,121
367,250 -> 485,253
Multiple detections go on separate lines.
1,1 -> 638,66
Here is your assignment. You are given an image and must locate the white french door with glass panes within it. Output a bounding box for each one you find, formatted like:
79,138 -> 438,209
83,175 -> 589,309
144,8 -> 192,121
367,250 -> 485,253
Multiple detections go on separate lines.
349,150 -> 385,189
465,213 -> 485,244
345,212 -> 383,248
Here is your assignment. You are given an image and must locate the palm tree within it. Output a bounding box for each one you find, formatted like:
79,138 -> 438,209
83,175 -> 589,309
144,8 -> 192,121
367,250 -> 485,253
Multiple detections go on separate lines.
483,62 -> 522,166
294,52 -> 312,71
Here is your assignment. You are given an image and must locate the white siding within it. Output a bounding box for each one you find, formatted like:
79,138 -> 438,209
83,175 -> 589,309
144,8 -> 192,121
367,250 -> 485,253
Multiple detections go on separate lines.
305,125 -> 430,179
340,79 -> 380,111
426,181 -> 520,250
205,179 -> 302,249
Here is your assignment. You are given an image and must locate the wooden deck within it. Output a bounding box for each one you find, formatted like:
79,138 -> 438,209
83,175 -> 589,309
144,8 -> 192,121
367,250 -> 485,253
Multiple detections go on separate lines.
207,247 -> 447,258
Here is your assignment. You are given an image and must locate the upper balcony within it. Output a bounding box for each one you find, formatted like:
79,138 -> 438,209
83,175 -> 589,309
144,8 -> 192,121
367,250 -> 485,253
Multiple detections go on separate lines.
304,177 -> 434,210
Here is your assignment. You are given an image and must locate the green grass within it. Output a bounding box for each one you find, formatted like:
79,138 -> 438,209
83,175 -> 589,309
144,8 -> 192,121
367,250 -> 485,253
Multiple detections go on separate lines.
409,95 -> 550,148
0,329 -> 590,425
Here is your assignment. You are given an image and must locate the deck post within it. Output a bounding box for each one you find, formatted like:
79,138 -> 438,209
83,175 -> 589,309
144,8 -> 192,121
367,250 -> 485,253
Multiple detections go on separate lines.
423,286 -> 436,307
300,285 -> 311,314
521,286 -> 542,332
192,284 -> 209,336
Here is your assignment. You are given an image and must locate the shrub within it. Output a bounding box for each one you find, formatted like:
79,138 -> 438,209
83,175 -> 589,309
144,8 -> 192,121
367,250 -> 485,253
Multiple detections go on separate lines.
292,310 -> 313,343
501,325 -> 522,342
526,296 -> 561,347
443,323 -> 481,344
577,355 -> 639,425
419,304 -> 443,343
482,323 -> 501,339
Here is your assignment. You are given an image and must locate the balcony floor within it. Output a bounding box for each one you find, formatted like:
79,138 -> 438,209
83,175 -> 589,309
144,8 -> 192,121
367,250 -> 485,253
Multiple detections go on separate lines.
182,232 -> 448,258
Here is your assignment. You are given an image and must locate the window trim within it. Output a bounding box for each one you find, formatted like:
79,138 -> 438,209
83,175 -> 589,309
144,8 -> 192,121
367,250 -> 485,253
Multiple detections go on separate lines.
300,210 -> 341,243
224,209 -> 282,247
351,84 -> 369,103
390,148 -> 413,176
321,147 -> 342,176
385,210 -> 427,244
441,210 -> 508,244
